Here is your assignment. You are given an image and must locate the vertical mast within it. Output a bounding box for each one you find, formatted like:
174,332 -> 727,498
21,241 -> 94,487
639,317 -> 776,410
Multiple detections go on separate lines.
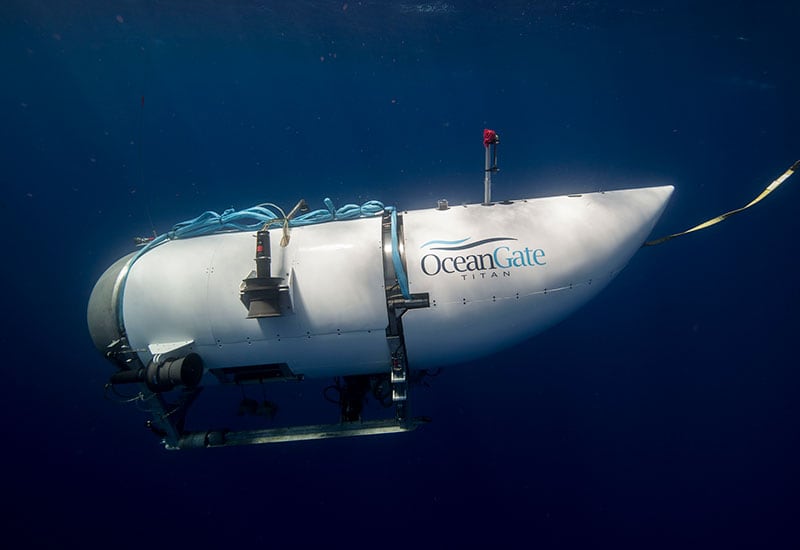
483,128 -> 500,205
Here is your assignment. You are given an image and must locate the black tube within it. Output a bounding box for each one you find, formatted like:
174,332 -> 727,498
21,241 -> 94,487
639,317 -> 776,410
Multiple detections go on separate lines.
108,354 -> 204,393
255,229 -> 271,278
109,368 -> 145,385
145,353 -> 204,392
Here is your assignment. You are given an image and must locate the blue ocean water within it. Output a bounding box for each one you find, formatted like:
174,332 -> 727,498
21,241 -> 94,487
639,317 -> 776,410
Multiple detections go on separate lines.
2,1 -> 799,547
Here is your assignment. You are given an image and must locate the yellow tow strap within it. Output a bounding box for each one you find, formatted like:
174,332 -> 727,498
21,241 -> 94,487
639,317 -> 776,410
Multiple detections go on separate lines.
643,160 -> 800,246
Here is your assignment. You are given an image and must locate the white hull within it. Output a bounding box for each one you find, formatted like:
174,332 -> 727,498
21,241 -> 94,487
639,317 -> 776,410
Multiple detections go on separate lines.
92,185 -> 673,379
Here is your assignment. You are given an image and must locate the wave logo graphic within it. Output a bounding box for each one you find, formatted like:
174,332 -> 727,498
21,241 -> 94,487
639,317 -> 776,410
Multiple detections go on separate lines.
419,236 -> 546,277
420,237 -> 517,251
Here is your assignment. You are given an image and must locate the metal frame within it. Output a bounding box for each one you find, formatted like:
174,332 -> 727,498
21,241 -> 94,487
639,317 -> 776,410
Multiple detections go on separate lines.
104,209 -> 431,450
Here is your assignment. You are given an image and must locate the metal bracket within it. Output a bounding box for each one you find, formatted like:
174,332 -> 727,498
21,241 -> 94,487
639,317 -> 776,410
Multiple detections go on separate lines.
148,340 -> 194,357
381,209 -> 430,424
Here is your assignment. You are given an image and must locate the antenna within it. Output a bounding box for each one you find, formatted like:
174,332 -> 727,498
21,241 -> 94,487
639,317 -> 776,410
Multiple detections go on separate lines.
483,129 -> 500,205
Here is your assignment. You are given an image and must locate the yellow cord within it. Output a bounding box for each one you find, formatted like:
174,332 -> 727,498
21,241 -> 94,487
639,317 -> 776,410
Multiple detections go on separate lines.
644,160 -> 799,246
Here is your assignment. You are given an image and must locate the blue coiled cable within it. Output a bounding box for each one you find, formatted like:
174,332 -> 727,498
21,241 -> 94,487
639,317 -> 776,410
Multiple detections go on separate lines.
135,199 -> 386,257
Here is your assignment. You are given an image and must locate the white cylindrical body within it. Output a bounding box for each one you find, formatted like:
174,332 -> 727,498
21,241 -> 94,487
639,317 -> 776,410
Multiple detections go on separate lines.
121,217 -> 390,378
89,185 -> 673,380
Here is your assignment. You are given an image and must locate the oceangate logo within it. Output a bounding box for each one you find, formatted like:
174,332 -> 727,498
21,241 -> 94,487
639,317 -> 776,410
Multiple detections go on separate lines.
419,237 -> 546,277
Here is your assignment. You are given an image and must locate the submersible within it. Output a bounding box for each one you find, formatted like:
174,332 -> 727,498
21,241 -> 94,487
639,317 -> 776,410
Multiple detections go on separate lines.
88,130 -> 675,449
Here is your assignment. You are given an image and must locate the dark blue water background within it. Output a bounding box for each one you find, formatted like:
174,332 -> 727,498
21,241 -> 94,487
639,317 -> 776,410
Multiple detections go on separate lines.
2,1 -> 799,547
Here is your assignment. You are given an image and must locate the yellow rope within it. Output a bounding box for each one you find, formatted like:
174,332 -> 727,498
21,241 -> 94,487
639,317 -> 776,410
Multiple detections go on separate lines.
644,160 -> 799,246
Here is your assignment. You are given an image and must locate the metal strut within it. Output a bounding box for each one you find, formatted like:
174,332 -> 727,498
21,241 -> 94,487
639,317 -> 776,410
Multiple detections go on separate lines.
381,209 -> 430,424
483,129 -> 500,205
103,336 -> 192,448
